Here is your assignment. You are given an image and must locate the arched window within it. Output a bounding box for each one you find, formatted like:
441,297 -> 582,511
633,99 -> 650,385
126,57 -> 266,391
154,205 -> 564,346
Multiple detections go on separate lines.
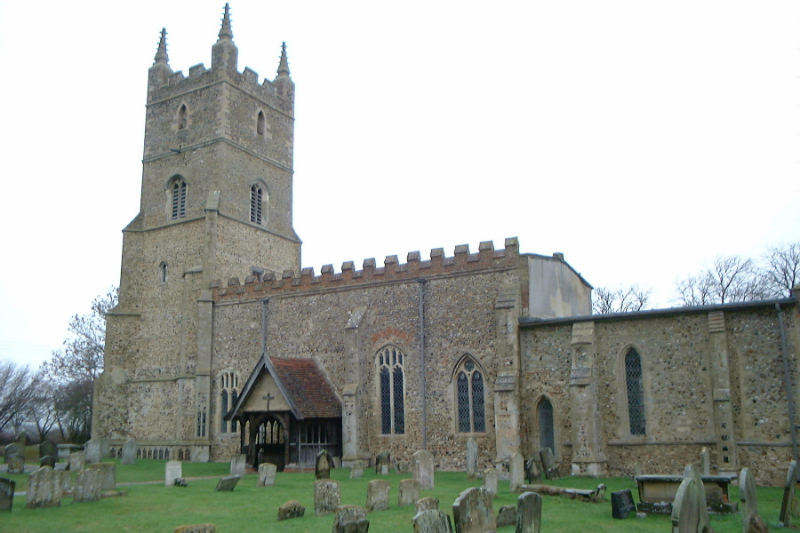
170,178 -> 187,219
250,184 -> 264,224
377,346 -> 405,435
538,397 -> 555,452
256,111 -> 266,136
625,348 -> 646,435
219,371 -> 239,434
159,262 -> 168,283
178,104 -> 188,130
455,356 -> 486,433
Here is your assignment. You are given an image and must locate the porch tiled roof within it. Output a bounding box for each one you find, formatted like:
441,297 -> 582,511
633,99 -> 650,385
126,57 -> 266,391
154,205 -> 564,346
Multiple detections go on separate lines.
270,357 -> 341,419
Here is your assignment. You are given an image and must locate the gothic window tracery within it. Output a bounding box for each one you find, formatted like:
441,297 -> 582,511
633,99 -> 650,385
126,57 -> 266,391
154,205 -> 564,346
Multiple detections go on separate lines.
625,348 -> 646,435
219,371 -> 239,434
455,356 -> 486,433
377,346 -> 405,435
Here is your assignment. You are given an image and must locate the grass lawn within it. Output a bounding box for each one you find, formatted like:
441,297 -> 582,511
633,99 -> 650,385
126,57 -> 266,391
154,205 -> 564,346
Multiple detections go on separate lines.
0,460 -> 790,533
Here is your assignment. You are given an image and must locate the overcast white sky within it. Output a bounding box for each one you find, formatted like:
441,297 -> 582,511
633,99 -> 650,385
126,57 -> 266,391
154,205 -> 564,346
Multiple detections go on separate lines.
0,1 -> 798,369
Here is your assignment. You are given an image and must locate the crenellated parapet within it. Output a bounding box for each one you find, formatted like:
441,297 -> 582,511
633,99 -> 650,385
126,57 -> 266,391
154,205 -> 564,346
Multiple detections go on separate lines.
212,238 -> 522,301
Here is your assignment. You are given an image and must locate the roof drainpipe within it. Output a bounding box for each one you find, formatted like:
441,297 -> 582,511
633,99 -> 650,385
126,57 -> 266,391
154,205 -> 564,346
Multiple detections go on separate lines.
418,279 -> 427,450
262,299 -> 270,356
776,303 -> 798,462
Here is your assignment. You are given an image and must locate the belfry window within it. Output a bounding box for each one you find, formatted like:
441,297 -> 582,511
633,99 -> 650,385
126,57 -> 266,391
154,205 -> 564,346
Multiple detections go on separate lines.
625,348 -> 646,435
538,397 -> 555,452
171,178 -> 187,219
257,111 -> 266,136
377,346 -> 405,435
159,262 -> 168,283
178,104 -> 187,130
455,357 -> 486,433
250,184 -> 264,224
219,371 -> 239,434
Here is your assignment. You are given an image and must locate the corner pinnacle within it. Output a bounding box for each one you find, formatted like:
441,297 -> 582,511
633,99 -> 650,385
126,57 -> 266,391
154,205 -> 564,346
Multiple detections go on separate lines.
154,28 -> 169,65
218,3 -> 233,41
277,42 -> 290,77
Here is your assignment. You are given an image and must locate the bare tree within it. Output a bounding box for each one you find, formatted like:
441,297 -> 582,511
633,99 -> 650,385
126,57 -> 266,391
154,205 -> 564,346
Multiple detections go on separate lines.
762,243 -> 800,298
593,284 -> 652,314
674,255 -> 770,306
0,361 -> 40,434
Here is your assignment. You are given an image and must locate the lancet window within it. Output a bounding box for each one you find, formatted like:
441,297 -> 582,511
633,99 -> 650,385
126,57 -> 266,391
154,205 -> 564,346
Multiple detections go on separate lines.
455,356 -> 485,433
625,348 -> 646,435
219,371 -> 239,434
377,346 -> 405,435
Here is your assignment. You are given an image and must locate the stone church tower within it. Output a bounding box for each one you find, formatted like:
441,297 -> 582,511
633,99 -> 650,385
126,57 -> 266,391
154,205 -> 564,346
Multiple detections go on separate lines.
93,5 -> 300,460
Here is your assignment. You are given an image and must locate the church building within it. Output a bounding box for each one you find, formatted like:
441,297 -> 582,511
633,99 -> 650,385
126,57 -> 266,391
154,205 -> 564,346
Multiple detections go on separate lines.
93,6 -> 800,486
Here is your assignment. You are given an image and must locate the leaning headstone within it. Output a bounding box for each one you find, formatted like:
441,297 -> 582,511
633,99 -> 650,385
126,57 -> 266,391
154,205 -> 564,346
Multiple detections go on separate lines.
99,438 -> 111,459
740,467 -> 768,533
779,460 -> 799,527
316,449 -> 333,480
40,455 -> 56,468
174,525 -> 217,533
671,477 -> 702,533
84,439 -> 102,464
214,475 -> 240,492
350,460 -> 365,479
7,454 -> 24,475
39,440 -> 57,461
26,466 -> 62,509
0,477 -> 15,512
683,464 -> 710,532
73,467 -> 103,503
700,447 -> 710,476
413,510 -> 453,533
333,505 -> 368,533
496,505 -> 517,527
277,500 -> 305,521
366,479 -> 390,512
4,443 -> 20,464
517,491 -> 542,533
483,468 -> 499,498
525,458 -> 541,484
510,453 -> 525,492
257,462 -> 277,487
399,479 -> 421,507
121,439 -> 137,465
413,449 -> 435,489
416,496 -> 440,514
376,452 -> 391,475
165,460 -> 182,487
452,487 -> 495,533
315,479 -> 340,516
230,454 -> 246,477
87,462 -> 116,491
611,489 -> 636,519
69,452 -> 86,471
539,448 -> 559,480
466,438 -> 478,480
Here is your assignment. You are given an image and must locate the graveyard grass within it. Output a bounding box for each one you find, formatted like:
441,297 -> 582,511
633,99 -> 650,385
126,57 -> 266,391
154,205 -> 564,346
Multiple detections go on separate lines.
0,460 -> 790,533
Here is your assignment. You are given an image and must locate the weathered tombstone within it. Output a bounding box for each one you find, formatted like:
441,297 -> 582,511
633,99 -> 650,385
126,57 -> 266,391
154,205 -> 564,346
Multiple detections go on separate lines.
525,458 -> 541,484
277,500 -> 305,521
510,453 -> 525,492
40,455 -> 56,468
366,479 -> 390,511
87,462 -> 116,490
23,445 -> 39,464
333,505 -> 368,533
350,460 -> 365,479
779,460 -> 799,527
517,492 -> 542,533
683,464 -> 710,532
214,475 -> 240,492
539,448 -> 559,480
121,439 -> 137,465
173,525 -> 217,533
375,452 -> 391,475
58,470 -> 71,494
466,438 -> 478,480
452,487 -> 495,533
633,463 -> 643,477
26,466 -> 62,509
99,438 -> 111,459
483,468 -> 499,498
230,454 -> 246,477
0,477 -> 15,512
69,452 -> 86,471
84,439 -> 102,464
740,467 -> 768,533
257,462 -> 277,487
497,505 -> 517,527
73,467 -> 103,503
39,440 -> 57,461
671,477 -> 702,533
413,449 -> 434,489
611,489 -> 636,519
399,479 -> 421,507
416,496 -> 440,514
413,510 -> 453,533
315,479 -> 341,516
4,443 -> 20,464
395,460 -> 410,474
316,449 -> 333,480
165,460 -> 182,486
7,454 -> 24,475
700,447 -> 710,476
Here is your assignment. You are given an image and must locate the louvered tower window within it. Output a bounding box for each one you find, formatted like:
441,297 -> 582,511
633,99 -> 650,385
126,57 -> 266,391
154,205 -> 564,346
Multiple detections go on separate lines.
377,346 -> 405,434
538,397 -> 555,452
250,184 -> 263,224
456,358 -> 486,433
625,348 -> 646,435
159,262 -> 168,283
171,179 -> 187,219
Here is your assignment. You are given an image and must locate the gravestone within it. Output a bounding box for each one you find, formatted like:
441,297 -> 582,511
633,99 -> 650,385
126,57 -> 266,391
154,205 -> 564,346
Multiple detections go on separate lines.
496,505 -> 517,527
466,438 -> 478,480
683,464 -> 710,532
671,477 -> 702,533
40,455 -> 56,468
23,445 -> 39,464
99,438 -> 111,459
257,462 -> 277,487
214,475 -> 240,492
413,510 -> 453,533
779,460 -> 799,527
315,479 -> 340,516
84,439 -> 102,464
517,491 -> 542,533
4,443 -> 20,464
69,452 -> 86,471
316,449 -> 333,480
413,449 -> 435,489
73,467 -> 103,503
395,460 -> 410,474
165,460 -> 182,486
230,454 -> 246,477
452,487 -> 495,533
611,489 -> 636,519
525,458 -> 541,484
121,439 -> 137,465
740,467 -> 768,533
700,447 -> 710,476
399,479 -> 421,507
58,470 -> 72,494
509,453 -> 525,492
87,462 -> 116,490
375,452 -> 391,475
39,440 -> 57,461
366,479 -> 390,511
539,448 -> 559,480
16,431 -> 28,447
350,460 -> 365,479
483,468 -> 499,498
633,463 -> 643,477
333,505 -> 368,533
416,496 -> 440,514
26,466 -> 62,509
0,477 -> 15,512
277,500 -> 305,521
7,454 -> 24,475
174,525 -> 217,533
